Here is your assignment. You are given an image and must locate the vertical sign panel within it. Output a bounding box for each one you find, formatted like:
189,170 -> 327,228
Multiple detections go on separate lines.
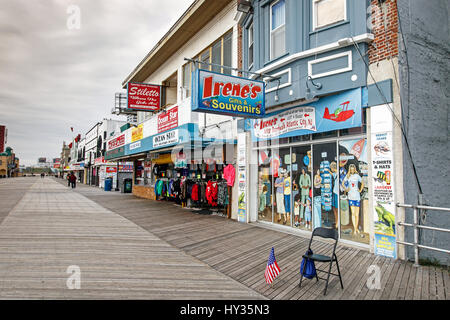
370,104 -> 397,259
237,132 -> 247,223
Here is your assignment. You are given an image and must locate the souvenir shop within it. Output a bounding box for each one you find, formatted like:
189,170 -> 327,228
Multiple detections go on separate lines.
252,88 -> 371,247
134,147 -> 236,217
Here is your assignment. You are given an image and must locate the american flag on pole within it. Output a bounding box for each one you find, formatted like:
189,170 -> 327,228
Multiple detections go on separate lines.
264,247 -> 281,285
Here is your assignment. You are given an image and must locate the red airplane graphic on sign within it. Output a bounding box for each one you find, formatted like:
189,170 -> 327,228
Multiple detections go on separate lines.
323,101 -> 355,122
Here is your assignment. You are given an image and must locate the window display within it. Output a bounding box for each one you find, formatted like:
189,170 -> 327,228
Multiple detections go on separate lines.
273,148 -> 290,226
339,139 -> 369,244
258,150 -> 272,222
255,134 -> 368,246
292,146 -> 312,230
313,143 -> 337,229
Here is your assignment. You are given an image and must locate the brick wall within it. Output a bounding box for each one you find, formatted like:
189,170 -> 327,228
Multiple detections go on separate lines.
132,185 -> 156,200
237,24 -> 243,76
368,0 -> 399,64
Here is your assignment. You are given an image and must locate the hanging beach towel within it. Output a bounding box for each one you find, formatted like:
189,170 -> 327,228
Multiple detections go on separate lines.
300,249 -> 317,279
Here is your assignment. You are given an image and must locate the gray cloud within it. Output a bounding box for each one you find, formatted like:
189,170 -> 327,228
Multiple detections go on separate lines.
0,0 -> 193,165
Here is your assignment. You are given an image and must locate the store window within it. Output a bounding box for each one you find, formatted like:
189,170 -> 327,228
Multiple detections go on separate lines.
270,0 -> 286,60
272,147 -> 291,226
248,22 -> 254,68
291,146 -> 313,231
183,30 -> 233,98
182,62 -> 193,99
211,40 -> 222,73
134,160 -> 144,186
339,138 -> 369,244
313,0 -> 346,30
258,149 -> 272,223
222,31 -> 232,75
312,142 -> 337,229
200,49 -> 210,71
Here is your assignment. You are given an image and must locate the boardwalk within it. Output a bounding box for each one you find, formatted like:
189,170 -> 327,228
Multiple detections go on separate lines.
0,177 -> 448,300
0,177 -> 264,299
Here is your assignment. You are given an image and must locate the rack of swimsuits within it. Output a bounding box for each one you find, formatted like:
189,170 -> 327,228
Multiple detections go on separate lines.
154,176 -> 229,211
179,178 -> 229,210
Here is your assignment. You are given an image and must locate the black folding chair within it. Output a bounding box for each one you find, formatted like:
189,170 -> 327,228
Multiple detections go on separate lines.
298,227 -> 344,295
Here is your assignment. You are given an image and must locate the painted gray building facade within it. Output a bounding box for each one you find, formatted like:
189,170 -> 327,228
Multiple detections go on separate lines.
398,0 -> 450,265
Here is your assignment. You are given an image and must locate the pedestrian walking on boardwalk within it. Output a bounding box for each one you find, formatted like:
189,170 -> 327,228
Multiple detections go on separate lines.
70,172 -> 76,189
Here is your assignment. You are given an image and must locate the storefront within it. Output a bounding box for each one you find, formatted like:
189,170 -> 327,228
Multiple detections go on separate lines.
128,122 -> 236,216
93,156 -> 118,188
250,88 -> 374,247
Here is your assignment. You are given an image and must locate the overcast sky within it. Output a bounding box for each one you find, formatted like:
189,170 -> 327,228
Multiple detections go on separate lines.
0,0 -> 193,166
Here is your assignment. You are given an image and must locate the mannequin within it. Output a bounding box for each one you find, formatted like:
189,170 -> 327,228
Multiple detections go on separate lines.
343,164 -> 364,236
274,170 -> 285,223
283,170 -> 291,225
330,161 -> 339,228
299,167 -> 311,226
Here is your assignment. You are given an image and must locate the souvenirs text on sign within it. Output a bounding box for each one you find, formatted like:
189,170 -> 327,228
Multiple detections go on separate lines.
192,69 -> 265,118
127,82 -> 161,111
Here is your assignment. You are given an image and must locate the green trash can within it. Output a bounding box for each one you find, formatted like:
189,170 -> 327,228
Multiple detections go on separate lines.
123,178 -> 132,193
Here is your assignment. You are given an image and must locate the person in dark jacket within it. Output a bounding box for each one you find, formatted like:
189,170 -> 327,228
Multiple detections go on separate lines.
67,173 -> 71,187
69,172 -> 76,188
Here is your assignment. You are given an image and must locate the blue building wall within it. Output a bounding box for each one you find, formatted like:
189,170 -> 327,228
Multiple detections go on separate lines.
241,0 -> 371,109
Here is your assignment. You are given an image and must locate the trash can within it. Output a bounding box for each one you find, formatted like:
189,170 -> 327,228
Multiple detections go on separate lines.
104,177 -> 113,192
123,178 -> 132,193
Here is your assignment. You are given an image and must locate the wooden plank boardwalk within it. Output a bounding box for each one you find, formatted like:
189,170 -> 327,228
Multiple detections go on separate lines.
72,178 -> 450,300
0,178 -> 265,300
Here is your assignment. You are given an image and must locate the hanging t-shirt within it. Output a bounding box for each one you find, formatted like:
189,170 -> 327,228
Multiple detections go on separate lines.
284,177 -> 291,195
223,164 -> 235,187
344,174 -> 362,201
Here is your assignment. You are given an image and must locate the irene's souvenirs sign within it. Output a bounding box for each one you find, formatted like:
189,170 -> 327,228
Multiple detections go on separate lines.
192,69 -> 265,118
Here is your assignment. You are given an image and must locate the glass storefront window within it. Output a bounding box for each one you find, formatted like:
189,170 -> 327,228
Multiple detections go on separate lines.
272,148 -> 291,226
312,143 -> 338,229
312,130 -> 338,140
291,146 -> 313,231
291,135 -> 311,143
258,149 -> 272,223
339,138 -> 369,244
134,160 -> 144,186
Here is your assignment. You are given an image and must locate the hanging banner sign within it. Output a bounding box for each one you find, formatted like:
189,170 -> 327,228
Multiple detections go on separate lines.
106,166 -> 117,173
251,88 -> 362,140
127,82 -> 161,111
153,129 -> 179,148
158,106 -> 178,133
237,132 -> 247,223
253,107 -> 316,139
192,69 -> 265,118
107,134 -> 125,151
131,124 -> 143,142
370,104 -> 397,259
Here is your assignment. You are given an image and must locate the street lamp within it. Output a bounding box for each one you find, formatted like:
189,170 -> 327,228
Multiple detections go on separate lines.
237,0 -> 253,14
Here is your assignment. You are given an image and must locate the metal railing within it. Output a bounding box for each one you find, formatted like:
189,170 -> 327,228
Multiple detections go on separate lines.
396,203 -> 450,267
